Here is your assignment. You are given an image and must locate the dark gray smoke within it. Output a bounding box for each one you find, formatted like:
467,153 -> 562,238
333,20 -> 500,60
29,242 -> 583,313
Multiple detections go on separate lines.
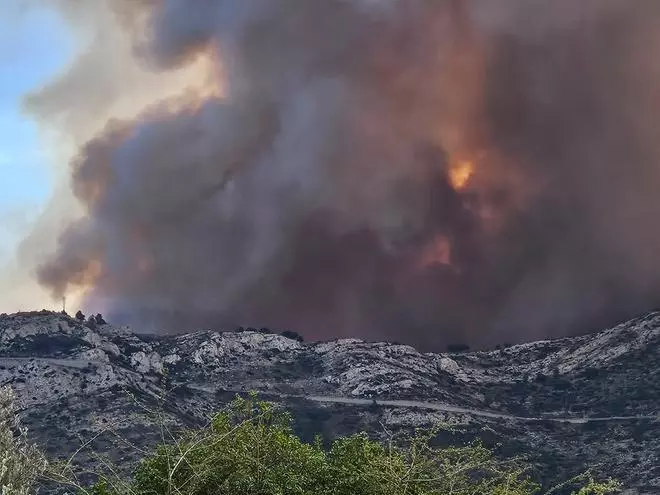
30,0 -> 660,349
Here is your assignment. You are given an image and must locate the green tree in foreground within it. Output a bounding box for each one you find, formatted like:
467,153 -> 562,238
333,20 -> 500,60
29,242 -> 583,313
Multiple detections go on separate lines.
78,394 -> 619,495
0,386 -> 47,495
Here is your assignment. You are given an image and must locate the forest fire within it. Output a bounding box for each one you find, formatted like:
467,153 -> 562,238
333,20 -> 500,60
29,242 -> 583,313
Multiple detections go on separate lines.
448,159 -> 475,191
25,0 -> 660,349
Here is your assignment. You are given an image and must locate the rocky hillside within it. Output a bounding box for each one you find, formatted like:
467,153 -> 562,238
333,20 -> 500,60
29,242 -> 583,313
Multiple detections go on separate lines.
0,311 -> 658,493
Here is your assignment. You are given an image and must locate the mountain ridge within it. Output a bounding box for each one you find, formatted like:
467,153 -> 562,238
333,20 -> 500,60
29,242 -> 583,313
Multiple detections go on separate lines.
0,310 -> 657,493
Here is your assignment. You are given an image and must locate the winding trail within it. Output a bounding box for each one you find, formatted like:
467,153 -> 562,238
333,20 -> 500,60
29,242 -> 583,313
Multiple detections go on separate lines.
1,357 -> 656,425
300,394 -> 658,424
188,385 -> 659,425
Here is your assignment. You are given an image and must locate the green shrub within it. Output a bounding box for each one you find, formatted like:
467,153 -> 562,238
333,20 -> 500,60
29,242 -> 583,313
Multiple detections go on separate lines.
81,393 -> 619,495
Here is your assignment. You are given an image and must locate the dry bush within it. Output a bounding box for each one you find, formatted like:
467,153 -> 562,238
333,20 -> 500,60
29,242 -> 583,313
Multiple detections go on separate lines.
0,386 -> 47,494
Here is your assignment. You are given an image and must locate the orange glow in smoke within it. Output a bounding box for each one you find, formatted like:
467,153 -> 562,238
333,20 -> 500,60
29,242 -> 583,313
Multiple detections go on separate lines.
78,259 -> 103,287
448,158 -> 475,190
418,234 -> 452,269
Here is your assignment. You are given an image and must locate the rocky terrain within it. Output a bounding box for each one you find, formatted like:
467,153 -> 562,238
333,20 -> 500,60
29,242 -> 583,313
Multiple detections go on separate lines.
0,311 -> 657,493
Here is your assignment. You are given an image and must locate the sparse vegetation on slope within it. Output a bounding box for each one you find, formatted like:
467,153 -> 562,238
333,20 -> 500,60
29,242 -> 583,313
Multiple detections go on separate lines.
0,386 -> 47,495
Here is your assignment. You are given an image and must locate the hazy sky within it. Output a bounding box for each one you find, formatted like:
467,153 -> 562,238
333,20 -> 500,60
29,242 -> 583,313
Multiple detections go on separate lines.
0,5 -> 71,264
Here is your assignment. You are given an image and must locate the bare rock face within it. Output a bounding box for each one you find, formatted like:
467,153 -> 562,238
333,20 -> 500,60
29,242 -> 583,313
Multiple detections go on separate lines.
0,310 -> 658,494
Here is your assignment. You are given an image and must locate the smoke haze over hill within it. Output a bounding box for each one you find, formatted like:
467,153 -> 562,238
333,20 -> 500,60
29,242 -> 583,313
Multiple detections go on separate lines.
19,0 -> 660,349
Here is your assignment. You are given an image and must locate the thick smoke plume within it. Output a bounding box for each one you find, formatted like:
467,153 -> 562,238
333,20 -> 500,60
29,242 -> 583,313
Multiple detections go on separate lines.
30,0 -> 660,349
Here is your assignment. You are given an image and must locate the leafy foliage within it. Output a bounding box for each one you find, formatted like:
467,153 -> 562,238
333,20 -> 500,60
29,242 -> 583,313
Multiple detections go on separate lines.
80,394 -> 620,495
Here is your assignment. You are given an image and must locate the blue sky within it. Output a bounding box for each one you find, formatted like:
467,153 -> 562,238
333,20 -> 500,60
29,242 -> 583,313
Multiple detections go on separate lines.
0,5 -> 72,255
